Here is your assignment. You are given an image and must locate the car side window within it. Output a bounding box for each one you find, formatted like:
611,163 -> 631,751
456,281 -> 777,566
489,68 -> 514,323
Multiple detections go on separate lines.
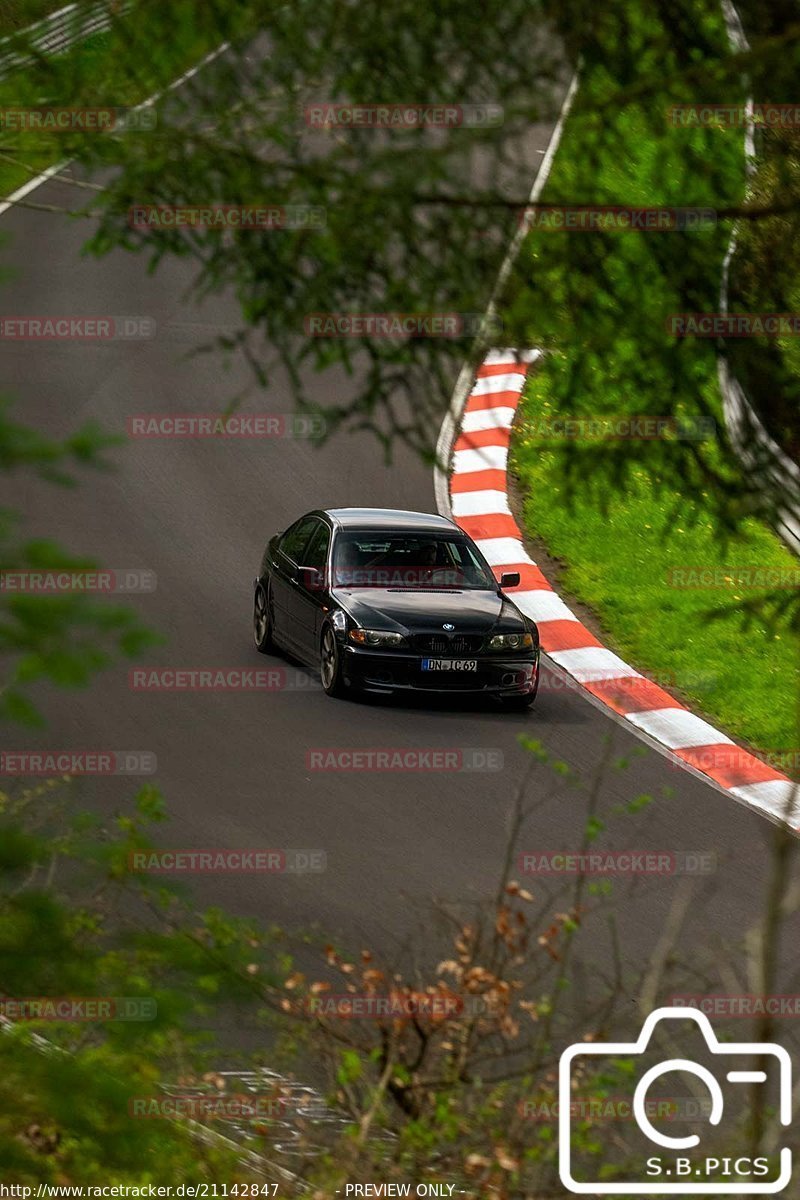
302,522 -> 330,572
278,517 -> 317,564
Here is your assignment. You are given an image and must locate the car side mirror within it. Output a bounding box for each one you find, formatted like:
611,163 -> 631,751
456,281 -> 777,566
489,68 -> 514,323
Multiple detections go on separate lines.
499,571 -> 520,589
297,566 -> 324,590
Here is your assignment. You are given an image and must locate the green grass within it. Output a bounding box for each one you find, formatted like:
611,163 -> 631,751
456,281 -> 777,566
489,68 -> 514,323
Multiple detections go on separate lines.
507,3 -> 800,759
513,420 -> 799,755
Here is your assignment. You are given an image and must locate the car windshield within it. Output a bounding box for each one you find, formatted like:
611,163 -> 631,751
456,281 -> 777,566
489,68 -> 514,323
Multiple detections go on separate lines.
332,533 -> 496,590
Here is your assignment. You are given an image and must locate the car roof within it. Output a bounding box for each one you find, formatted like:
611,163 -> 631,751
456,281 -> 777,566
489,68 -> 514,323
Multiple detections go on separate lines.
324,507 -> 459,533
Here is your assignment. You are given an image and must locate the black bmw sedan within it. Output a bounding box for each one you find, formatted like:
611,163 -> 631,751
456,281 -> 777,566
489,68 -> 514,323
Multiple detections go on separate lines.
253,508 -> 540,708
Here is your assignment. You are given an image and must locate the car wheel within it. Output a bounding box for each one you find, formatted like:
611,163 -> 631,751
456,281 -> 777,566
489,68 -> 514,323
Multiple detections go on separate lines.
253,585 -> 276,653
320,624 -> 346,697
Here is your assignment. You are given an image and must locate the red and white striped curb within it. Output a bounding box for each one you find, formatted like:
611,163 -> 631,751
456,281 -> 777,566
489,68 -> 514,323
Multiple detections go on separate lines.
448,348 -> 799,830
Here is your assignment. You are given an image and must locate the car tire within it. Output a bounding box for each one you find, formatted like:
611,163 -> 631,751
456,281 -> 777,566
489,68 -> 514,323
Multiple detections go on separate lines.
320,624 -> 347,697
253,584 -> 276,653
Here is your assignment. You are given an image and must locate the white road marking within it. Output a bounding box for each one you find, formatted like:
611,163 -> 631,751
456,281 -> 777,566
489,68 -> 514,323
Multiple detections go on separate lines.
470,373 -> 527,396
471,536 -> 527,565
512,590 -> 581,623
547,646 -> 640,682
484,348 -> 541,365
626,708 -> 734,751
461,405 -> 516,432
0,160 -> 69,218
451,444 -> 508,474
729,780 -> 799,821
450,489 -> 512,517
0,41 -> 230,219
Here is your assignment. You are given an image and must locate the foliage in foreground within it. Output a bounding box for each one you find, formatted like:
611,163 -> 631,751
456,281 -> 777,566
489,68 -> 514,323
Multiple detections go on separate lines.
0,746 -> 797,1193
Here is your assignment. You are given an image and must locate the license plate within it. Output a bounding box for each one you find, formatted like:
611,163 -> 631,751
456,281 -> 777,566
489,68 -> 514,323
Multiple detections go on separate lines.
421,658 -> 478,672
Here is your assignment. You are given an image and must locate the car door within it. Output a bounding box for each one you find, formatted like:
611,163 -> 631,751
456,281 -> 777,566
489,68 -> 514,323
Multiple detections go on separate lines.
291,518 -> 331,661
270,516 -> 318,651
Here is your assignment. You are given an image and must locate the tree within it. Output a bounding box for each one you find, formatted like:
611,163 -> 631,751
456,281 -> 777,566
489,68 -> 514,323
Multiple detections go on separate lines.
2,738 -> 796,1191
5,3 -> 796,593
0,779 -> 287,1183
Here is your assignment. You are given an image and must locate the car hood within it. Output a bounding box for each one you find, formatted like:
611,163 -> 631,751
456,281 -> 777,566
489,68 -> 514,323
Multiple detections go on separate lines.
331,587 -> 523,633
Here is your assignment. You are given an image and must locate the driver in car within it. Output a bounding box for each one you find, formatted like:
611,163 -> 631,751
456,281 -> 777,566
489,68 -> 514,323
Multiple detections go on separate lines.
417,541 -> 442,585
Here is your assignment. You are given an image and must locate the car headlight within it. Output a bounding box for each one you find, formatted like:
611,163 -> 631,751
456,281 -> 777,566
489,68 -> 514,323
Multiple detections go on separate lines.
487,632 -> 534,651
348,628 -> 406,647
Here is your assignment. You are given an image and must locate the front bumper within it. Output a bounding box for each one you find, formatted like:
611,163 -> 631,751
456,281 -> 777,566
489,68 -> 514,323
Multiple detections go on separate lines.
341,644 -> 539,696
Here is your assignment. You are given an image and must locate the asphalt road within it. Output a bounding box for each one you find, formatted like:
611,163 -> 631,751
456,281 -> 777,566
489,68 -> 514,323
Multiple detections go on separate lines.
3,85 -> 798,1008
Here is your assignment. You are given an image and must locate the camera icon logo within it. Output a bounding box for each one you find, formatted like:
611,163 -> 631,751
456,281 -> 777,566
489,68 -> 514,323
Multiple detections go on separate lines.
559,1006 -> 792,1194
